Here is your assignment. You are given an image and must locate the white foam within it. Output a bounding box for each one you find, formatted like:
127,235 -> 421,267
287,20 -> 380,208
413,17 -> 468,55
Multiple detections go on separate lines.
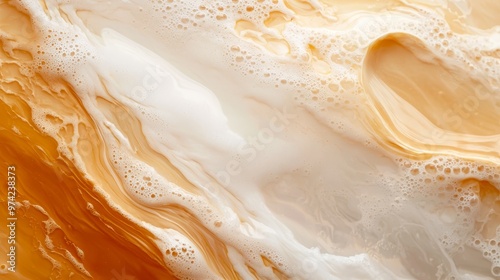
16,0 -> 500,278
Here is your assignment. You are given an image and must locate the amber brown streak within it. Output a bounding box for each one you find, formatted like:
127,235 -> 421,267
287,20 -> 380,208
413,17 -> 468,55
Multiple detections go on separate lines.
0,2 -> 249,278
0,4 -> 176,277
153,205 -> 242,279
89,105 -> 244,278
94,95 -> 202,196
94,96 -> 244,278
0,99 -> 176,279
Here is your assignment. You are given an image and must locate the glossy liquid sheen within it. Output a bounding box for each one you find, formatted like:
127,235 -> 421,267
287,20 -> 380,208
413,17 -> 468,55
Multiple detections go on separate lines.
0,0 -> 499,279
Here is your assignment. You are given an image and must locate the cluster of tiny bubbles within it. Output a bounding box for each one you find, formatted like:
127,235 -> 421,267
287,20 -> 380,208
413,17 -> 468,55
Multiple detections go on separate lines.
471,235 -> 500,277
110,148 -> 170,206
106,138 -> 356,279
164,240 -> 197,267
32,26 -> 96,78
148,0 -> 285,43
396,155 -> 500,274
89,1 -> 500,277
107,145 -> 263,275
108,145 -> 233,236
142,225 -> 217,280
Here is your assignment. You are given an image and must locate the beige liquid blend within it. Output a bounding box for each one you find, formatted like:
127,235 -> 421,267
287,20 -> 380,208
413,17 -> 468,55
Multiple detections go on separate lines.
0,0 -> 499,279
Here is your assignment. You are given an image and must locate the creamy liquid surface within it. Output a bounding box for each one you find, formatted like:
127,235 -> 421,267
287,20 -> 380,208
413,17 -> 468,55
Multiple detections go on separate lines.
0,0 -> 500,279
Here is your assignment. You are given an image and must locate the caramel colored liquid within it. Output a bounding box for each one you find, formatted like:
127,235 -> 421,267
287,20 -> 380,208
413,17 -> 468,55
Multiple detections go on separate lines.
1,0 -> 500,279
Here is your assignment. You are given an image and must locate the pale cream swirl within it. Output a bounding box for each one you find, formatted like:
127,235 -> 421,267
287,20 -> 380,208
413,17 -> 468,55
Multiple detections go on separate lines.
0,0 -> 499,279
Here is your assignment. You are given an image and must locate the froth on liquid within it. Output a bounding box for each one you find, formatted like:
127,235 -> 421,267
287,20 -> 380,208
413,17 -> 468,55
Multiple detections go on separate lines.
0,0 -> 499,279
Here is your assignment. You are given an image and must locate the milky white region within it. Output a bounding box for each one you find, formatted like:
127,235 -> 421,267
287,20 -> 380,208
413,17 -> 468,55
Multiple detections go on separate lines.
0,0 -> 499,279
